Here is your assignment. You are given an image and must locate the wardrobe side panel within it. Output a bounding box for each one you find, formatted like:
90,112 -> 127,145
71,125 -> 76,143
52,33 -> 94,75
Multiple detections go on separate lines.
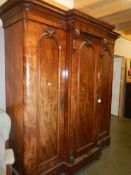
5,21 -> 24,174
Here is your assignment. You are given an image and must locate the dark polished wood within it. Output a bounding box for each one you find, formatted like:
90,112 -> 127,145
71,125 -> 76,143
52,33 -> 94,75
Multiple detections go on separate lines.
97,39 -> 115,147
69,31 -> 101,161
125,84 -> 131,118
0,0 -> 119,175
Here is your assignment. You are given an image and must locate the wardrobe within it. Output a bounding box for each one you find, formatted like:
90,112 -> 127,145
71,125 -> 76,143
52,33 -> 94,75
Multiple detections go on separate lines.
0,0 -> 119,175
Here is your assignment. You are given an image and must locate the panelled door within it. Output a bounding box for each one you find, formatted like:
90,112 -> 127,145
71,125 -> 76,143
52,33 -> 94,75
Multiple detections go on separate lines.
69,30 -> 100,161
35,24 -> 67,173
97,39 -> 113,143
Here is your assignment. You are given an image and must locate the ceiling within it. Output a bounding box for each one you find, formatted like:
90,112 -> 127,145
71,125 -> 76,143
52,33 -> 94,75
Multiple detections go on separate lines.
0,0 -> 131,40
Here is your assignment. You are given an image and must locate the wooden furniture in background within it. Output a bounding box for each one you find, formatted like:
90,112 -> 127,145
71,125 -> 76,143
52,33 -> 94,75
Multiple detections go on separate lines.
125,58 -> 131,118
0,0 -> 118,174
6,141 -> 12,175
125,83 -> 131,118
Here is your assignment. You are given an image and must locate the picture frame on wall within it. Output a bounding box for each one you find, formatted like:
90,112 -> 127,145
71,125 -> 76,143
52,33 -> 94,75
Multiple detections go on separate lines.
126,58 -> 131,83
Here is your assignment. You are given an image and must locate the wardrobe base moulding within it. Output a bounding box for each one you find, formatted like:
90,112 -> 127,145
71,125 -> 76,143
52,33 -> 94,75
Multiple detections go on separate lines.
97,136 -> 110,148
12,147 -> 101,175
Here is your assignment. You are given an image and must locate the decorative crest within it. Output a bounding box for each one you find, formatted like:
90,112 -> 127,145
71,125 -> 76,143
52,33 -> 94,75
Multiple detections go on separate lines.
101,38 -> 110,56
73,29 -> 80,51
103,38 -> 108,48
44,28 -> 55,38
85,37 -> 93,46
74,29 -> 80,38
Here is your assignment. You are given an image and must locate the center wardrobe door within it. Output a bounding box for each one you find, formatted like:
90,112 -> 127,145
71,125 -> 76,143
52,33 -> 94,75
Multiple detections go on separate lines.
36,25 -> 67,173
70,34 -> 100,160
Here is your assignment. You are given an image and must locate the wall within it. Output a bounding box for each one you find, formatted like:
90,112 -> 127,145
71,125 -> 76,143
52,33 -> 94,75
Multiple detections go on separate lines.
114,37 -> 131,58
0,23 -> 6,110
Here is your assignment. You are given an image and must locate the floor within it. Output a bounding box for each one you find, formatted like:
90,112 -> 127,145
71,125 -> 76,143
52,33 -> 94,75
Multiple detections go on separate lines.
76,116 -> 131,175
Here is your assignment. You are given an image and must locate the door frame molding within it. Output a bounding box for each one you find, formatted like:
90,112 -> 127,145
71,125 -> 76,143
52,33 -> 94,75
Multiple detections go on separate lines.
112,55 -> 126,117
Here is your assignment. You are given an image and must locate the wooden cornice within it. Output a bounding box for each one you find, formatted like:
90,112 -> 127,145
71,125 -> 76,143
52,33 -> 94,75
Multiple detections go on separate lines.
0,0 -> 119,39
66,9 -> 114,30
0,0 -> 67,29
0,0 -> 66,16
66,9 -> 119,39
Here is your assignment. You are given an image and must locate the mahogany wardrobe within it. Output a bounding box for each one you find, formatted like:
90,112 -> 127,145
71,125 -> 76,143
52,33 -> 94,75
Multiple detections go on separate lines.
0,0 -> 119,175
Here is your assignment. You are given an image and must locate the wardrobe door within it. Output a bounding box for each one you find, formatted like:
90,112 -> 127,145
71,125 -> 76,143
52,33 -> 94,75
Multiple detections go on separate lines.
97,39 -> 113,146
36,25 -> 67,173
70,32 -> 99,160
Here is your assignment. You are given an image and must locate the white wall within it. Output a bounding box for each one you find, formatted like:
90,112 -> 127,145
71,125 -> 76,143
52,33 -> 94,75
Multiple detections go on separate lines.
114,37 -> 131,58
0,23 -> 6,110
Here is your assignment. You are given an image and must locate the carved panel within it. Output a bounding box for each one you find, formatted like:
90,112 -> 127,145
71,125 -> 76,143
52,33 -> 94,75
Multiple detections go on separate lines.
76,40 -> 96,154
73,29 -> 81,52
37,28 -> 61,166
72,30 -> 93,52
70,35 -> 98,158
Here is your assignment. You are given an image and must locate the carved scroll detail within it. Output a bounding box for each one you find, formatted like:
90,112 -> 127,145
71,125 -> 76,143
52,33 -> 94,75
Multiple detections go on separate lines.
44,27 -> 56,38
84,37 -> 93,46
73,29 -> 80,52
101,38 -> 110,56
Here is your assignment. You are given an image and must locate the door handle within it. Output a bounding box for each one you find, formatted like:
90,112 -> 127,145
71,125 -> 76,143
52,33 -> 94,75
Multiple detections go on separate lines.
98,99 -> 102,103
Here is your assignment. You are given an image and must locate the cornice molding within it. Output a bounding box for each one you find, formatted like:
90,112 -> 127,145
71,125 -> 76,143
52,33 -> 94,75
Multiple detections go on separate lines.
0,0 -> 66,16
0,0 -> 119,39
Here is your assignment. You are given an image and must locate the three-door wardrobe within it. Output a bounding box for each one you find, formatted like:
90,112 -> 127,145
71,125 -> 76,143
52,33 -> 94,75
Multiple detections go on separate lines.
0,0 -> 119,175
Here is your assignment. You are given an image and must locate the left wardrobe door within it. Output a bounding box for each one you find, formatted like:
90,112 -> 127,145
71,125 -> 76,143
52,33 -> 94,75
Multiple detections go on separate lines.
24,21 -> 68,174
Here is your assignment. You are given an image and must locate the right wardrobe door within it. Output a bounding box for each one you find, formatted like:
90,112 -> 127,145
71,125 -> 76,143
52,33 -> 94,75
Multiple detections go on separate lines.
69,31 -> 101,163
97,39 -> 113,147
